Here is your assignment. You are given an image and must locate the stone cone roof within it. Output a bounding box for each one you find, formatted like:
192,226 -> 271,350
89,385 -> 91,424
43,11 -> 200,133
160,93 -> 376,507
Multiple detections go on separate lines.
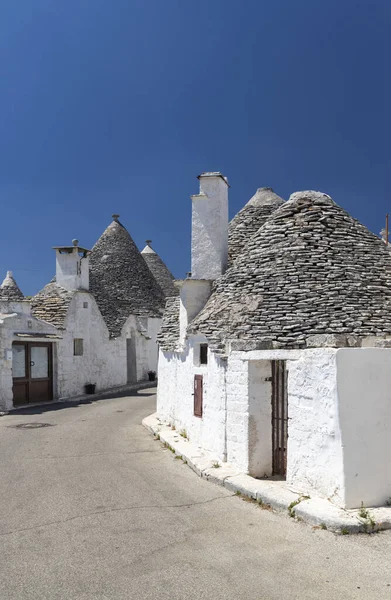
228,187 -> 284,265
190,191 -> 391,352
31,283 -> 75,328
0,271 -> 24,301
89,217 -> 165,337
141,241 -> 178,298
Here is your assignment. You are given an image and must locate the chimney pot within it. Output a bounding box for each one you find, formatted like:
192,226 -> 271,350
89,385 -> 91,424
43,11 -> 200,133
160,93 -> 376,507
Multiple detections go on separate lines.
112,214 -> 120,222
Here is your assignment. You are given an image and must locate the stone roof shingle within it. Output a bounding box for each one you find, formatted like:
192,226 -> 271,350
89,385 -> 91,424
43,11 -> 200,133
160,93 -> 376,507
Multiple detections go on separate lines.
190,191 -> 391,351
157,296 -> 180,351
31,283 -> 75,328
0,271 -> 24,301
228,187 -> 284,265
141,242 -> 178,298
89,218 -> 165,337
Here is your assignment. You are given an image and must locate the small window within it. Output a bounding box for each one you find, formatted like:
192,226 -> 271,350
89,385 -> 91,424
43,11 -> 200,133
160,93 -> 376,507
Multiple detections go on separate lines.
83,302 -> 88,308
200,344 -> 208,365
73,338 -> 84,356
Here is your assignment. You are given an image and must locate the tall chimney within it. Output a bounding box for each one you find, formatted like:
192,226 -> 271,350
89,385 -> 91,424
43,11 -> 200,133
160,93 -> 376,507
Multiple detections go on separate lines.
191,172 -> 229,279
53,239 -> 90,291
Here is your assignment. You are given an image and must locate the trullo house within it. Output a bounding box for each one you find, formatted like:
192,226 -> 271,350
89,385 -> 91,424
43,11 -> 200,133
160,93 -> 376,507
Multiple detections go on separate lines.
156,172 -> 391,510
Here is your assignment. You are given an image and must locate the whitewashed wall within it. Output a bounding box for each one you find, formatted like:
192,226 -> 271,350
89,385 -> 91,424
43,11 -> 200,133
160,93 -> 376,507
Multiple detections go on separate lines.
337,348 -> 391,508
287,349 -> 344,505
157,335 -> 227,459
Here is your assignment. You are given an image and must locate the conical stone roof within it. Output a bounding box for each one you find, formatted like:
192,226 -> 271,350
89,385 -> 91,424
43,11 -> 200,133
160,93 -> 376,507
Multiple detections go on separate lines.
190,191 -> 391,351
228,187 -> 284,265
0,271 -> 24,301
141,241 -> 178,298
89,216 -> 165,337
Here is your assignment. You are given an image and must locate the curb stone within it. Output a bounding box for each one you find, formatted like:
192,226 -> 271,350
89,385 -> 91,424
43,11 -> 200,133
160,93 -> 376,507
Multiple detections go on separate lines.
143,413 -> 391,534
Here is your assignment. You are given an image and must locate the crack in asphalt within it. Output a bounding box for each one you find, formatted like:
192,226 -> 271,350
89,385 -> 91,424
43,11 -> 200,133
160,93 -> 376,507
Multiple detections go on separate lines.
0,495 -> 235,537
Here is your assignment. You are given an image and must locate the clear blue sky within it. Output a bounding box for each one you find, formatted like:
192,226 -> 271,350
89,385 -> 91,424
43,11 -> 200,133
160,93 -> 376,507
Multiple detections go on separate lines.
1,0 -> 390,295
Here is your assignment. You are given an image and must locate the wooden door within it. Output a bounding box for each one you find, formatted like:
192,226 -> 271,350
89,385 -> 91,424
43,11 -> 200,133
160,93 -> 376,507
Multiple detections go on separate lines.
271,360 -> 288,477
12,342 -> 53,406
194,374 -> 203,418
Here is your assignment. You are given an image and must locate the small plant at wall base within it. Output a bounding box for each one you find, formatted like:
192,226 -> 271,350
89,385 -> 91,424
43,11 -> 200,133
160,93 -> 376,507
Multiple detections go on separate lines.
180,429 -> 187,439
147,371 -> 156,382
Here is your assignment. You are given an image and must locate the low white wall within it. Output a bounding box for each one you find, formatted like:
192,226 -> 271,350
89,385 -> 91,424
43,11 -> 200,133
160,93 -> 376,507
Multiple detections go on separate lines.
287,349 -> 345,506
337,348 -> 391,508
157,335 -> 227,459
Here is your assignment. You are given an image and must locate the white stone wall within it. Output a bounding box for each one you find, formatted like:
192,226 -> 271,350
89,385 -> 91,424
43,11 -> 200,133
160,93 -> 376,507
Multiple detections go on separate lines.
287,349 -> 344,505
157,335 -> 227,459
337,348 -> 391,508
191,175 -> 228,279
55,249 -> 89,291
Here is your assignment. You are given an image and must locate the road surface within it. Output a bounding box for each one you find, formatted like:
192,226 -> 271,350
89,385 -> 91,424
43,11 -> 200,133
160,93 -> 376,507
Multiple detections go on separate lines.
1,388 -> 390,599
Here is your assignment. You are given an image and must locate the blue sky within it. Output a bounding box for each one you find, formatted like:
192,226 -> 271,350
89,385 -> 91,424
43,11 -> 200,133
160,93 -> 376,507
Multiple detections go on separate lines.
1,0 -> 390,295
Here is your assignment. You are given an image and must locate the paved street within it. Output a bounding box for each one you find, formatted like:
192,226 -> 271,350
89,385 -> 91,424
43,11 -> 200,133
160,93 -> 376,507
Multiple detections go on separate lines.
1,388 -> 391,600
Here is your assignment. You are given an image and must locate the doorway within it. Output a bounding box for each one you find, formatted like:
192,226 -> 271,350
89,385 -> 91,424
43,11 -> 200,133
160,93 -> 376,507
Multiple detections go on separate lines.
12,342 -> 53,406
126,337 -> 137,384
271,360 -> 288,477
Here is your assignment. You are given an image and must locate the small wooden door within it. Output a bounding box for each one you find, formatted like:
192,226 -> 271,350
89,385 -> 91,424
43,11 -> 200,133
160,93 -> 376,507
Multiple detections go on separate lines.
12,342 -> 53,406
194,374 -> 203,418
271,360 -> 288,477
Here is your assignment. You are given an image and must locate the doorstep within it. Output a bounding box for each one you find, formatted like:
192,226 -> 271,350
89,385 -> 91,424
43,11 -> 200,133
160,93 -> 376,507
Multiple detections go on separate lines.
142,413 -> 391,535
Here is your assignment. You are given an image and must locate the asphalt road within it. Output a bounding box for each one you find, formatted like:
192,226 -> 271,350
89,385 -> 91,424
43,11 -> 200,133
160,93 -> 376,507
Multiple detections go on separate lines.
1,388 -> 391,600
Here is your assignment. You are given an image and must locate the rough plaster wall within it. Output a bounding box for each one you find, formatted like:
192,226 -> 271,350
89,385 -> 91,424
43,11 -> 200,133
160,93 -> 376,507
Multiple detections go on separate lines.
57,292 -> 126,399
337,348 -> 391,508
157,336 -> 226,459
226,353 -> 250,472
122,316 -> 160,381
287,349 -> 344,505
191,177 -> 228,279
55,252 -> 89,291
248,360 -> 272,477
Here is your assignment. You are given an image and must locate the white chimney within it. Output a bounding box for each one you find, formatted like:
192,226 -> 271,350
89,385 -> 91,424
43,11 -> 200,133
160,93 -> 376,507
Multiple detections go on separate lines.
191,172 -> 229,279
54,239 -> 90,291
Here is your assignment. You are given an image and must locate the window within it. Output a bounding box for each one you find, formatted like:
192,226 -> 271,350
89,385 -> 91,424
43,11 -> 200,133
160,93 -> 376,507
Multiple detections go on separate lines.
83,302 -> 88,308
73,338 -> 84,356
200,343 -> 208,365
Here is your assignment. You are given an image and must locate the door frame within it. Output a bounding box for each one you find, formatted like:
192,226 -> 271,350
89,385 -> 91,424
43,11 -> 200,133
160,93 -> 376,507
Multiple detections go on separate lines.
271,359 -> 288,478
12,341 -> 54,406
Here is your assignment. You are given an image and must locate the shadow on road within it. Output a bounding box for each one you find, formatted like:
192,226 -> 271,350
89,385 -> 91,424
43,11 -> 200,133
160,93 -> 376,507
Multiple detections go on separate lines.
7,387 -> 157,416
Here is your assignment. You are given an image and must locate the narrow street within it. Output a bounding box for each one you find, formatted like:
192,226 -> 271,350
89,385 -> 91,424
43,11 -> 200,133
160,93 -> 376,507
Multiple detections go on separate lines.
0,388 -> 390,600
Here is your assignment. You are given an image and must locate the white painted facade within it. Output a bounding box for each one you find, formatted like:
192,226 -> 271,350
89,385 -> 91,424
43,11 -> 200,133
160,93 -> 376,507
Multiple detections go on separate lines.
157,341 -> 391,509
191,173 -> 228,280
0,239 -> 162,410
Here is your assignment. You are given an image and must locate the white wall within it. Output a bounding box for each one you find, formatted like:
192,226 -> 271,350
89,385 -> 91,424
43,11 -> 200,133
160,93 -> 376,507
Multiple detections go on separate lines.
287,349 -> 345,505
337,348 -> 391,508
57,292 -> 126,398
191,174 -> 228,279
55,249 -> 89,291
157,335 -> 227,459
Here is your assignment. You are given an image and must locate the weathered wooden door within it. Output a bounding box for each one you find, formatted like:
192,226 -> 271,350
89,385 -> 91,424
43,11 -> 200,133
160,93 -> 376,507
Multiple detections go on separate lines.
12,342 -> 53,406
271,360 -> 288,477
194,374 -> 203,418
